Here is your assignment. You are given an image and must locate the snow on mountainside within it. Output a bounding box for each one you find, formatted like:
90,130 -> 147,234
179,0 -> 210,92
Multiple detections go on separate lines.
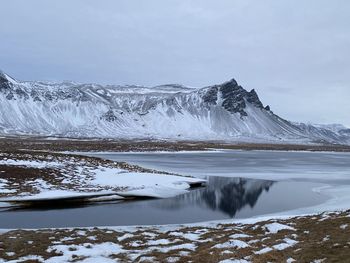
0,70 -> 349,144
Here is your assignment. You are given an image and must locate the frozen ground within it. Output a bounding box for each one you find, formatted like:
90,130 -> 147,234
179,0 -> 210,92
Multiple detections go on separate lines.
0,151 -> 205,204
0,210 -> 349,262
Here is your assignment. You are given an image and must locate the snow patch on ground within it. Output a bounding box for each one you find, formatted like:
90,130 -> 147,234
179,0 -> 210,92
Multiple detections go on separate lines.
254,247 -> 273,254
272,238 -> 298,250
46,242 -> 124,263
214,239 -> 250,249
90,167 -> 205,198
0,159 -> 62,169
117,233 -> 134,242
219,259 -> 251,263
230,233 -> 251,239
264,223 -> 296,234
0,179 -> 16,194
340,224 -> 348,230
0,255 -> 45,262
146,239 -> 173,246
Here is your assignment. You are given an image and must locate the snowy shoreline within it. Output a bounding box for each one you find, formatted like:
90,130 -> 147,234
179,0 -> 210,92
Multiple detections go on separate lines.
1,150 -> 350,262
1,150 -> 349,228
66,148 -> 350,155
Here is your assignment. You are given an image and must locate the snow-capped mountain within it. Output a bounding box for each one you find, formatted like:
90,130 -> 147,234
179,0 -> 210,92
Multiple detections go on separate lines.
0,70 -> 349,144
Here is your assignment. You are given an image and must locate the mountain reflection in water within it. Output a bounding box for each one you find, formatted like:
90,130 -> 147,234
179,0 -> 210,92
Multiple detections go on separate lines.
152,177 -> 274,217
0,176 -> 329,228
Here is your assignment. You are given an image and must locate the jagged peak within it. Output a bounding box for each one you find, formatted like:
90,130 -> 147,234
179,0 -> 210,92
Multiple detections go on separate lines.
0,70 -> 18,84
0,70 -> 8,80
220,78 -> 238,87
228,78 -> 238,85
249,88 -> 257,94
246,88 -> 264,109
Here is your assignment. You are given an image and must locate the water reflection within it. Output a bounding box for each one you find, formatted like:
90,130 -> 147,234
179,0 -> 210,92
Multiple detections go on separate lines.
0,176 -> 328,228
152,177 -> 274,217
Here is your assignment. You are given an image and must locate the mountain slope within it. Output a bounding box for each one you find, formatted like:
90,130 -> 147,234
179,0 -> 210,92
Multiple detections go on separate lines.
0,70 -> 348,144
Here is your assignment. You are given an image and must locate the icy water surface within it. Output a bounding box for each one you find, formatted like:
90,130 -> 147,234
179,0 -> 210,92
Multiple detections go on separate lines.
2,150 -> 347,228
0,177 -> 327,228
92,150 -> 350,183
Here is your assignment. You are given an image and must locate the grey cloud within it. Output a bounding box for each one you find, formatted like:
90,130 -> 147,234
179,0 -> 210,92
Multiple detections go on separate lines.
0,0 -> 349,126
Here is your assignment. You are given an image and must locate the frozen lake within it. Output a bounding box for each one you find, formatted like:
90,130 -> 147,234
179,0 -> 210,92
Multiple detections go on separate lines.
92,150 -> 350,183
1,150 -> 349,228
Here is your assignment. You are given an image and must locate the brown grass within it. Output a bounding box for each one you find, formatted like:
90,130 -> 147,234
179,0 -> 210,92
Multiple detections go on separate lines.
1,211 -> 349,262
1,137 -> 350,153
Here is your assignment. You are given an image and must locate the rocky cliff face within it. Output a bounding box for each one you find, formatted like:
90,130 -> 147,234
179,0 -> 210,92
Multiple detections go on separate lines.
202,79 -> 265,117
0,70 -> 348,144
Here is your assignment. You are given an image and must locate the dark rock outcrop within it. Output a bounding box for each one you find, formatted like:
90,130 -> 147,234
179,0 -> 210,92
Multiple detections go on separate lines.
101,109 -> 118,122
203,87 -> 218,105
247,89 -> 264,108
203,78 -> 265,117
0,72 -> 11,91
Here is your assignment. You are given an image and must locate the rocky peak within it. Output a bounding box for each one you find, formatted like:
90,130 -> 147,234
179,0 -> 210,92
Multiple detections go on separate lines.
0,71 -> 9,83
0,70 -> 18,84
0,70 -> 29,100
225,78 -> 238,86
246,89 -> 264,109
0,71 -> 12,91
264,105 -> 271,111
202,79 -> 265,117
219,80 -> 248,116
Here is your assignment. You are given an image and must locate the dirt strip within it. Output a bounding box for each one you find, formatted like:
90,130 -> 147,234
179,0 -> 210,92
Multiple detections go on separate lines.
1,137 -> 350,153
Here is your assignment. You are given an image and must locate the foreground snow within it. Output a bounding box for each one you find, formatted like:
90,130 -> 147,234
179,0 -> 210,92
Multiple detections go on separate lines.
1,210 -> 349,262
1,150 -> 350,262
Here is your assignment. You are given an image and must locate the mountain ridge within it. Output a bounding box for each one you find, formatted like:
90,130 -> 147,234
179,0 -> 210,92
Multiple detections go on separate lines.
0,70 -> 349,144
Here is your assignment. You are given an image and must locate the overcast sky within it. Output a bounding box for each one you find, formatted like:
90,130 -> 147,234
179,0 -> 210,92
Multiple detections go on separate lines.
1,0 -> 349,126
